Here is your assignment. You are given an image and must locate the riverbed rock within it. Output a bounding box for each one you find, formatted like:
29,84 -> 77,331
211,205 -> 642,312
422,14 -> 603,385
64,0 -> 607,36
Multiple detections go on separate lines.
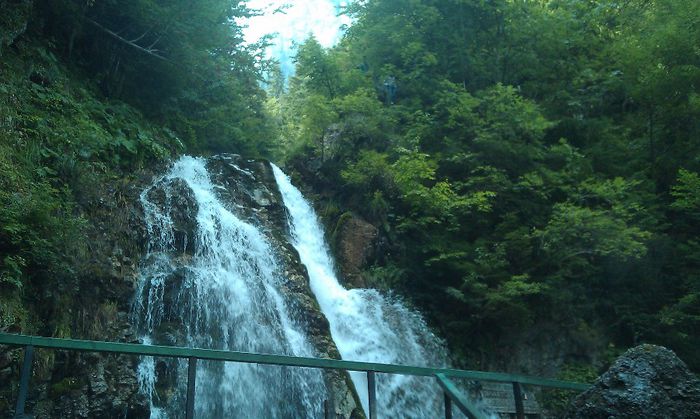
565,344 -> 700,418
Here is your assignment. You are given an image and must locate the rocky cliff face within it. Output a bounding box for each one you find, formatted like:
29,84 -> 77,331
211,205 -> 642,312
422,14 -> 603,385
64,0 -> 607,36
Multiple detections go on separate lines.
0,163 -> 156,417
138,155 -> 363,416
2,154 -> 362,418
566,344 -> 700,418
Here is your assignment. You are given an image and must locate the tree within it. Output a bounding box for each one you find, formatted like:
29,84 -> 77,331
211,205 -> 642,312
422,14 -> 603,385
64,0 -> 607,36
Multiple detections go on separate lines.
294,36 -> 340,98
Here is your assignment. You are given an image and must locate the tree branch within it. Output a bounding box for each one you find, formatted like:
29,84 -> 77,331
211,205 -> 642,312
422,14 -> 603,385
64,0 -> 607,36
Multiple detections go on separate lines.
85,18 -> 168,61
129,29 -> 151,44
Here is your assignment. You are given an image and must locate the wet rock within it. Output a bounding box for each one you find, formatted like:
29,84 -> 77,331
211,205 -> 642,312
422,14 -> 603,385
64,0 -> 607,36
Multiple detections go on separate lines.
146,177 -> 199,254
333,213 -> 378,288
26,351 -> 149,419
206,154 -> 284,225
3,154 -> 363,418
0,350 -> 12,370
566,344 -> 700,418
0,367 -> 11,383
0,166 -> 159,418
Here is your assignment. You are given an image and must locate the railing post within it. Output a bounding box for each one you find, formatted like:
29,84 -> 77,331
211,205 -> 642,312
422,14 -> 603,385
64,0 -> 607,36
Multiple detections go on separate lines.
512,382 -> 525,419
367,371 -> 377,419
324,399 -> 333,419
186,357 -> 197,419
444,391 -> 452,419
14,345 -> 34,419
435,373 -> 489,419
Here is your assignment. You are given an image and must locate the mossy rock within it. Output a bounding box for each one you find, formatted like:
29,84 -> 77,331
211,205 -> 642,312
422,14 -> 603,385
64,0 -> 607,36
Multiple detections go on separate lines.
49,377 -> 84,398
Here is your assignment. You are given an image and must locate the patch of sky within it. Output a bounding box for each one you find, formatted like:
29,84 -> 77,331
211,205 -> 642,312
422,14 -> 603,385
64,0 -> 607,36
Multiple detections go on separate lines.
242,0 -> 352,77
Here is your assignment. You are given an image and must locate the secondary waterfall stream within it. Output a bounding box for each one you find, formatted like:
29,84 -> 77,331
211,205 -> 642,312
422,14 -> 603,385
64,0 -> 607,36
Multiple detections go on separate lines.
132,155 -> 450,417
272,165 -> 448,417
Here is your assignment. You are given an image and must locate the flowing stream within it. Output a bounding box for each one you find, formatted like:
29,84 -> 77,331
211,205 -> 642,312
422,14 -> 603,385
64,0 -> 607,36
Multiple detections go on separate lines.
272,165 -> 449,417
133,156 -> 326,418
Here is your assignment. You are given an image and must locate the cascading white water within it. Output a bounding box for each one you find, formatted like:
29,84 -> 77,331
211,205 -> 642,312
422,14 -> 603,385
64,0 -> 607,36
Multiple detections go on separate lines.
133,156 -> 327,418
272,165 -> 449,418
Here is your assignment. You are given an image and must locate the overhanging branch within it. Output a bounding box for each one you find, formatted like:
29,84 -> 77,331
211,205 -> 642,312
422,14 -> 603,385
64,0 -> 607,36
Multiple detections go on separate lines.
86,18 -> 168,61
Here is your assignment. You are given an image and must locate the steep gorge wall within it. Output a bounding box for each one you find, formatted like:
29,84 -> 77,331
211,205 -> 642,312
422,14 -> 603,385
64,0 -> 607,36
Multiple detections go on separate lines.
1,155 -> 363,418
0,5 -> 172,415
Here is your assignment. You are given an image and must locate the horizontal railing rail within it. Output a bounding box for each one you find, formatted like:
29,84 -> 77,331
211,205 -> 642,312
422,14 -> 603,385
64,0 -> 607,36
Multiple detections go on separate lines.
0,333 -> 590,419
0,333 -> 589,390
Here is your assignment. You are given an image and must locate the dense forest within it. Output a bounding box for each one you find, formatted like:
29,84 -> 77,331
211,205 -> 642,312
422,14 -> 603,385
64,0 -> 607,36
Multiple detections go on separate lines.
271,0 -> 700,377
1,0 -> 699,392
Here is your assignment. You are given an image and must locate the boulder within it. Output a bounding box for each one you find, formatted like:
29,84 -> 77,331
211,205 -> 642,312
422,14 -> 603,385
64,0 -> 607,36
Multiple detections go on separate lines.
333,213 -> 378,288
566,344 -> 700,418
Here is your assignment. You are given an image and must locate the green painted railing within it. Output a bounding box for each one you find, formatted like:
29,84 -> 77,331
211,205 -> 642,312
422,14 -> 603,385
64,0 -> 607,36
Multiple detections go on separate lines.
0,333 -> 590,419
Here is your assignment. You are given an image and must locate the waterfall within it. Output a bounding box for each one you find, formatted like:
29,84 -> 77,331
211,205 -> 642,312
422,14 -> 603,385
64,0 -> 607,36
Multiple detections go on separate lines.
133,156 -> 327,418
272,165 -> 449,418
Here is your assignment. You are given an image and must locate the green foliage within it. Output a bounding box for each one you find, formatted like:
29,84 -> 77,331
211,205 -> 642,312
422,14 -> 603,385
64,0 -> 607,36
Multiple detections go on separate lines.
31,0 -> 273,156
541,362 -> 600,414
275,0 -> 700,371
342,150 -> 393,192
365,263 -> 406,290
472,84 -> 552,177
295,36 -> 341,98
0,296 -> 30,332
662,169 -> 700,367
535,202 -> 650,282
3,0 -> 699,378
0,141 -> 85,292
671,169 -> 700,213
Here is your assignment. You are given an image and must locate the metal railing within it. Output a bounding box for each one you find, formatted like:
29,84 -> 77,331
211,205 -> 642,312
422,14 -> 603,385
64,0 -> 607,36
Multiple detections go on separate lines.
0,333 -> 590,419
